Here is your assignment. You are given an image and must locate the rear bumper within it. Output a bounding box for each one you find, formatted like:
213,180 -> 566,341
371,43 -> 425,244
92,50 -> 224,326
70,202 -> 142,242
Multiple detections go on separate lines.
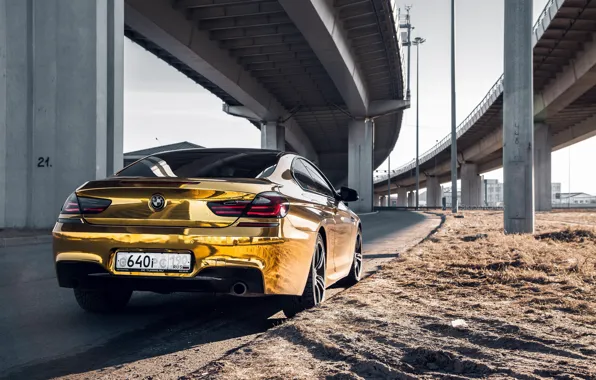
56,261 -> 265,294
52,218 -> 317,296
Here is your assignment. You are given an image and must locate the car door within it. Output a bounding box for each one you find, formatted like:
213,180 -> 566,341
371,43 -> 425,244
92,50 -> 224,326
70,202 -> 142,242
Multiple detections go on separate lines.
291,159 -> 338,273
301,160 -> 356,278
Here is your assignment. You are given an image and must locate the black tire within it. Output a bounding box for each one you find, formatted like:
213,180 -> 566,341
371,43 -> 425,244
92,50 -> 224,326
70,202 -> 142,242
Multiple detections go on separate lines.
342,229 -> 363,286
73,288 -> 133,313
283,233 -> 326,318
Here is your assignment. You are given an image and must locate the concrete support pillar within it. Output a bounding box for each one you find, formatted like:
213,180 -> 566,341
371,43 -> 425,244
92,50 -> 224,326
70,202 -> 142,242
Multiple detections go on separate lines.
348,119 -> 374,213
397,188 -> 407,206
0,0 -> 124,228
407,191 -> 415,207
376,195 -> 383,207
261,121 -> 285,151
534,123 -> 552,211
426,176 -> 441,207
503,0 -> 534,233
480,176 -> 486,206
461,163 -> 482,207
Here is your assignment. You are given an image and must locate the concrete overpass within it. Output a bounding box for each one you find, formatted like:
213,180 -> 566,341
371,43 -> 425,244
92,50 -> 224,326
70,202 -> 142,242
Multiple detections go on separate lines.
0,0 -> 407,228
375,0 -> 596,210
124,0 -> 407,201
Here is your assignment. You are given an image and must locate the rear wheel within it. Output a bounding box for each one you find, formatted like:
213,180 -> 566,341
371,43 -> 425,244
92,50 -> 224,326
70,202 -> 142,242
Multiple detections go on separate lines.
283,233 -> 326,318
342,230 -> 363,286
73,288 -> 133,313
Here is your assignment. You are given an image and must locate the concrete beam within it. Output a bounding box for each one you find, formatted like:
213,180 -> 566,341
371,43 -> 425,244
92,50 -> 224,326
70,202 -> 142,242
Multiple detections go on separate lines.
368,100 -> 410,117
461,127 -> 503,163
278,0 -> 368,116
478,157 -> 503,174
552,113 -> 596,151
124,0 -> 318,161
535,32 -> 596,120
222,105 -> 260,121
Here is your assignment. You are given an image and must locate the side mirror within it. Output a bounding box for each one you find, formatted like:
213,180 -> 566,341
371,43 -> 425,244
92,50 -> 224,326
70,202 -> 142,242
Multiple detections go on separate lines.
339,187 -> 359,202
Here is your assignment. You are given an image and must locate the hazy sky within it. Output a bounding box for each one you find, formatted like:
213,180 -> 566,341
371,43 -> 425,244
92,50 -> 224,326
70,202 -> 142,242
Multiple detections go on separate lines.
124,0 -> 595,194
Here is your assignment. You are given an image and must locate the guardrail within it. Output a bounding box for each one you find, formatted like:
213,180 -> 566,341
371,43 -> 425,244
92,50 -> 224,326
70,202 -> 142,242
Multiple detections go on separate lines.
375,206 -> 505,211
374,0 -> 562,185
374,203 -> 596,211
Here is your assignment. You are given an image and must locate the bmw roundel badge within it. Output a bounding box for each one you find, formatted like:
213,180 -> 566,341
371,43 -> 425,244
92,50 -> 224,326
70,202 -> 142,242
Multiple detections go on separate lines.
150,194 -> 166,211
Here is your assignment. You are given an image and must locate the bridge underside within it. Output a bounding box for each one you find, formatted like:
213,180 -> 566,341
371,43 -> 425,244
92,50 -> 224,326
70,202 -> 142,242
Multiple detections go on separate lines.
125,0 -> 405,187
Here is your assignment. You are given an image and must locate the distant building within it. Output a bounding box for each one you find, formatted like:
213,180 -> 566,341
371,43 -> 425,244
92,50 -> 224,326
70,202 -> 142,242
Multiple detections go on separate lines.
442,187 -> 461,208
481,180 -> 560,207
483,179 -> 503,206
437,180 -> 593,207
123,141 -> 204,167
554,192 -> 596,205
551,183 -> 561,203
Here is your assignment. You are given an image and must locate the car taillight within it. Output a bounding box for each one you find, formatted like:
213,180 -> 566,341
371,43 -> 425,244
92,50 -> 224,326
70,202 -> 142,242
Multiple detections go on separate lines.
207,192 -> 289,218
245,192 -> 289,218
79,197 -> 112,214
61,193 -> 111,214
207,200 -> 252,217
61,193 -> 81,214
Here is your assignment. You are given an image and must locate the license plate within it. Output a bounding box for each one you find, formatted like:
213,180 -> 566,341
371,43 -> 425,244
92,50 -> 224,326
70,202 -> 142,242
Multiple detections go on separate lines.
115,252 -> 192,273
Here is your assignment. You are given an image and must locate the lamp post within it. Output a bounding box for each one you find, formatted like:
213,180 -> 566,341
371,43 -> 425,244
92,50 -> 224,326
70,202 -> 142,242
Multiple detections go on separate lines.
412,37 -> 425,210
450,0 -> 458,213
387,151 -> 391,206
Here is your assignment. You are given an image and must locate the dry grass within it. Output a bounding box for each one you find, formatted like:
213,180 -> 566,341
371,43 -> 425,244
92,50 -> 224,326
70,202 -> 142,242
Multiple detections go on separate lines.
190,211 -> 596,379
539,209 -> 596,226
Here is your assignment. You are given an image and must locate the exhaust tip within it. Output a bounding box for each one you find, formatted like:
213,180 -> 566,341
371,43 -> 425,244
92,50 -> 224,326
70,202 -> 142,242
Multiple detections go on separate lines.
231,282 -> 247,296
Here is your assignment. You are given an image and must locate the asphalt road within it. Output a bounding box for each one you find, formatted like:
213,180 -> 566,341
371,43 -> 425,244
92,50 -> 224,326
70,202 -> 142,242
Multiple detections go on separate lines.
0,211 -> 440,380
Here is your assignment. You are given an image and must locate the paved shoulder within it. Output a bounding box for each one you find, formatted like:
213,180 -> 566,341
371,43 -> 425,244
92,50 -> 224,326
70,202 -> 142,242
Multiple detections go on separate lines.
359,211 -> 441,275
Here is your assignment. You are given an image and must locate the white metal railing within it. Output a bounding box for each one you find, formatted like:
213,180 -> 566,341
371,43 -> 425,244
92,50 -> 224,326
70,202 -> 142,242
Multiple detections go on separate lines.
374,0 -> 562,184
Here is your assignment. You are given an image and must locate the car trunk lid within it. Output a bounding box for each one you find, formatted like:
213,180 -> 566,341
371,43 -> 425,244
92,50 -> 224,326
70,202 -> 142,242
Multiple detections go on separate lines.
75,177 -> 275,227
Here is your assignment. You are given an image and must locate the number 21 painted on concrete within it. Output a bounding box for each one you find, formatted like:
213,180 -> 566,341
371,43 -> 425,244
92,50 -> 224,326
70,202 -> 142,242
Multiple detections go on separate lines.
37,157 -> 51,167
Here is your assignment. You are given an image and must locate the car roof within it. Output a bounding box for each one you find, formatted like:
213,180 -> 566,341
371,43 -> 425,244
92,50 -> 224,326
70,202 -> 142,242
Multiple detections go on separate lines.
147,147 -> 286,157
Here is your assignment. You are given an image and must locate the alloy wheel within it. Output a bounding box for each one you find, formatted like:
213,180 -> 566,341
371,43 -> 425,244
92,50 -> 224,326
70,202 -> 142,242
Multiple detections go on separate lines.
354,235 -> 363,280
313,240 -> 326,304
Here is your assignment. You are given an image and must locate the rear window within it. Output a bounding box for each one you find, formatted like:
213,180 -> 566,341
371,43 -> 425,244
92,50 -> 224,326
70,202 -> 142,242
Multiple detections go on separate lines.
116,150 -> 280,179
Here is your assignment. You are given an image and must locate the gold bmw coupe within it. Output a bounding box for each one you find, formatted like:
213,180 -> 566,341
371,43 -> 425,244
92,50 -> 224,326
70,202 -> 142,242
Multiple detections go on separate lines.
53,148 -> 363,316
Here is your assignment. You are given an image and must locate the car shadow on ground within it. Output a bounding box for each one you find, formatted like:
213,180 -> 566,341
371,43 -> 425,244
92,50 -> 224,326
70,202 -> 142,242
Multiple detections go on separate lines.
2,211 -> 433,380
3,294 -> 286,380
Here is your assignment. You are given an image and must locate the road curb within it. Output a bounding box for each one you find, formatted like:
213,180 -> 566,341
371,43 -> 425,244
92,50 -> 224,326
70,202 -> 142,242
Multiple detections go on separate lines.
0,235 -> 52,248
357,211 -> 379,216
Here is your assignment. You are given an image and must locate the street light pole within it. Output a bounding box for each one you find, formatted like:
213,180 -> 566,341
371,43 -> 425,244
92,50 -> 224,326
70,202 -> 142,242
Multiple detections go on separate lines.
404,6 -> 413,100
450,0 -> 458,213
387,153 -> 391,206
413,37 -> 425,210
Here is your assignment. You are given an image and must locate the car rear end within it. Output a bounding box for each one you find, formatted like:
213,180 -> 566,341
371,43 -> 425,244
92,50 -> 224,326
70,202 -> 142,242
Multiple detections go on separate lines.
52,149 -> 315,299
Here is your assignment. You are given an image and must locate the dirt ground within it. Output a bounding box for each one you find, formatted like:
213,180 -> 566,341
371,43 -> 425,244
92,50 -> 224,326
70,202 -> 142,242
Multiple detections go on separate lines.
186,211 -> 596,379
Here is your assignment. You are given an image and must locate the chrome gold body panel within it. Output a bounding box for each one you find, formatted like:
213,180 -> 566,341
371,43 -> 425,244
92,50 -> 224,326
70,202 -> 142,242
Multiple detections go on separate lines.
52,150 -> 361,296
